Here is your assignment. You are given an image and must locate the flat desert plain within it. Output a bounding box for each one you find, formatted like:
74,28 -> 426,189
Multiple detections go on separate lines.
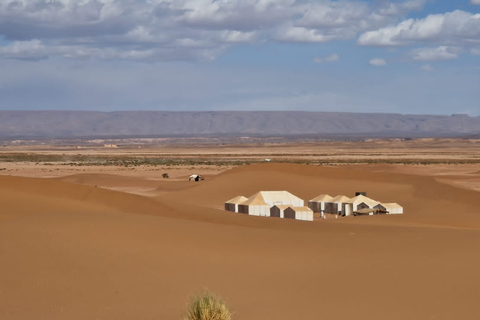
1,139 -> 480,320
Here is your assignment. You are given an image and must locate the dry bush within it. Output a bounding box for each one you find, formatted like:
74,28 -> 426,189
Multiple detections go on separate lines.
184,290 -> 232,320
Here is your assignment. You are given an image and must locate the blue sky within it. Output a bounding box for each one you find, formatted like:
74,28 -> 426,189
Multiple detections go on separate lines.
0,0 -> 479,115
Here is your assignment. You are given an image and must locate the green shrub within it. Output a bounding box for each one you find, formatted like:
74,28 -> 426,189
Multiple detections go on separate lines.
184,290 -> 232,320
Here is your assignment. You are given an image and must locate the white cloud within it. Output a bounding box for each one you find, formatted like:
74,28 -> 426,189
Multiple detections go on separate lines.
0,0 -> 428,62
410,46 -> 461,61
313,54 -> 339,63
0,39 -> 48,60
358,10 -> 480,47
421,64 -> 436,72
369,58 -> 387,66
471,0 -> 480,5
471,48 -> 480,55
277,26 -> 334,43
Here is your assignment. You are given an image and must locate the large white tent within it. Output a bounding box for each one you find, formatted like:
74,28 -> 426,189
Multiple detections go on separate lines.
236,191 -> 304,217
284,206 -> 314,221
374,203 -> 404,214
343,195 -> 380,216
224,196 -> 248,213
308,194 -> 332,213
324,195 -> 350,215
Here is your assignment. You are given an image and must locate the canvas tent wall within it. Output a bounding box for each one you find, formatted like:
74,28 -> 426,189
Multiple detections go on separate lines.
225,196 -> 248,213
284,206 -> 314,221
270,205 -> 290,218
308,194 -> 332,212
342,195 -> 380,216
374,203 -> 403,214
354,208 -> 376,216
324,195 -> 350,215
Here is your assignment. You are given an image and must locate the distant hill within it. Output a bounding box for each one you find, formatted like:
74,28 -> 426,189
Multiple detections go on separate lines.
0,111 -> 479,139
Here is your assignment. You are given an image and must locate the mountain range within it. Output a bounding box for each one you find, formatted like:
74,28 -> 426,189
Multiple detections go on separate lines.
1,111 -> 479,139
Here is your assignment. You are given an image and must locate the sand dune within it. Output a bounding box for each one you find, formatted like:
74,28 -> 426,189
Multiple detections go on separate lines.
1,163 -> 480,320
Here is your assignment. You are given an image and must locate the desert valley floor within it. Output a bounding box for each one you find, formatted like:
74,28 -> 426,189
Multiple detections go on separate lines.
1,139 -> 480,320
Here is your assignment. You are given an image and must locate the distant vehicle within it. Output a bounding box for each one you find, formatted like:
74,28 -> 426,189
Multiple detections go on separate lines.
264,158 -> 271,162
189,174 -> 205,182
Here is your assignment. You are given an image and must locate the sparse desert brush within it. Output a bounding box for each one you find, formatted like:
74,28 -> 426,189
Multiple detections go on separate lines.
184,290 -> 232,320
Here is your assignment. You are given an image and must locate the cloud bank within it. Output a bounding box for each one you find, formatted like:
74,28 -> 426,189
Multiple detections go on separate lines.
0,0 -> 429,62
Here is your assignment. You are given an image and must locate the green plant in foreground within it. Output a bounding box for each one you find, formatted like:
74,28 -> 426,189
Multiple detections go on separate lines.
185,290 -> 232,320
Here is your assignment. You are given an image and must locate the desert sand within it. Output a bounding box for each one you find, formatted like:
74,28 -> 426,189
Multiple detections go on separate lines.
1,141 -> 480,320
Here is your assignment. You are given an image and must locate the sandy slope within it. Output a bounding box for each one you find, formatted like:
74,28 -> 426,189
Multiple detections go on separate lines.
1,163 -> 480,320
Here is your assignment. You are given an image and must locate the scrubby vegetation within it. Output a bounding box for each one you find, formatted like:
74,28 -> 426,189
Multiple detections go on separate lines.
184,290 -> 232,320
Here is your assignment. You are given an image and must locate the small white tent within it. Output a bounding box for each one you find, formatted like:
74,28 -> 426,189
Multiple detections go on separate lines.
343,195 -> 380,216
308,194 -> 332,213
224,196 -> 248,213
270,205 -> 290,218
237,193 -> 270,216
284,206 -> 314,221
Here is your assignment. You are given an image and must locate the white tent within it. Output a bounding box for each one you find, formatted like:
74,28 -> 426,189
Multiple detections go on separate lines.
284,206 -> 314,221
343,195 -> 380,216
308,194 -> 332,213
270,205 -> 290,218
237,193 -> 270,216
224,196 -> 248,213
374,203 -> 404,214
238,191 -> 304,217
324,195 -> 350,215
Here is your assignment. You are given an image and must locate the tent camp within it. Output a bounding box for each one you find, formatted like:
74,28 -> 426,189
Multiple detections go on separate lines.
374,203 -> 404,214
342,195 -> 380,216
284,206 -> 314,221
308,194 -> 332,213
270,205 -> 291,218
238,191 -> 304,217
324,195 -> 350,215
224,196 -> 248,213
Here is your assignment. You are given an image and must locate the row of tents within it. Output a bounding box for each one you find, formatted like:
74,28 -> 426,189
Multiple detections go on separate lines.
225,191 -> 403,221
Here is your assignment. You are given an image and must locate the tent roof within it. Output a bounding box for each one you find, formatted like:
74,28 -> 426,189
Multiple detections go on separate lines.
309,194 -> 332,202
288,206 -> 313,212
345,194 -> 379,206
225,196 -> 248,204
272,204 -> 291,210
379,203 -> 403,209
329,195 -> 350,203
241,192 -> 268,206
259,191 -> 303,203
